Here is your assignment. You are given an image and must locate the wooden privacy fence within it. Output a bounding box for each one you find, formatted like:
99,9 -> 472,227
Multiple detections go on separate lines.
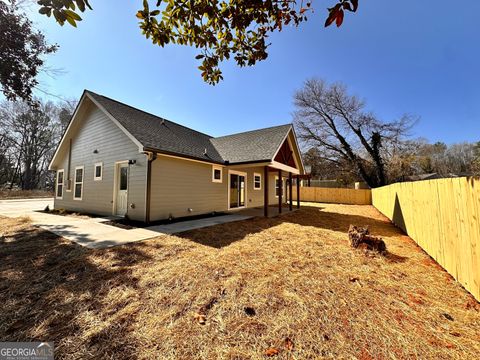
293,186 -> 372,205
372,177 -> 480,301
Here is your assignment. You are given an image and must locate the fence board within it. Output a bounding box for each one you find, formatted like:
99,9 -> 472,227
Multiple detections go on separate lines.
293,186 -> 372,205
372,177 -> 480,301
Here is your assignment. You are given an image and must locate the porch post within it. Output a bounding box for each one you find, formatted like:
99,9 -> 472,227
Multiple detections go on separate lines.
278,169 -> 282,214
296,175 -> 300,209
289,172 -> 293,211
264,166 -> 269,217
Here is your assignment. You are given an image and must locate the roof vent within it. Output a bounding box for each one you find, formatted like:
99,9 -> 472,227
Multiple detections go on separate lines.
161,119 -> 165,125
204,148 -> 207,155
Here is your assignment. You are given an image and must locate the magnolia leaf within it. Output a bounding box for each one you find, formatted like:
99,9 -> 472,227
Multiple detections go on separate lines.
65,16 -> 77,27
336,9 -> 344,27
351,0 -> 359,12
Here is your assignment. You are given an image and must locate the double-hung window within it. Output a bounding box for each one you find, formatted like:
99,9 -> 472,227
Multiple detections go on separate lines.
74,166 -> 84,200
253,173 -> 262,190
56,170 -> 64,199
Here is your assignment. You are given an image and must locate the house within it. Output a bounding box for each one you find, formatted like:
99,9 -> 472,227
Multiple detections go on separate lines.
48,90 -> 305,222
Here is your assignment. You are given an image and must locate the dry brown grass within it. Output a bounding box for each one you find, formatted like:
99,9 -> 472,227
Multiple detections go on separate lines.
1,203 -> 479,359
0,189 -> 53,199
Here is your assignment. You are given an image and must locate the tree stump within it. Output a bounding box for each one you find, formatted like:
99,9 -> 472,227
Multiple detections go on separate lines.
348,225 -> 386,253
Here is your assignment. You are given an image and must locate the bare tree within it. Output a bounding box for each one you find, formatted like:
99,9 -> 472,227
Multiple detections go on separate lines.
405,141 -> 479,177
474,142 -> 480,175
293,78 -> 416,188
0,98 -> 75,190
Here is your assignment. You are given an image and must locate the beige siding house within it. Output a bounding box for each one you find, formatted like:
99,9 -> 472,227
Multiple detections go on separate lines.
49,90 -> 305,222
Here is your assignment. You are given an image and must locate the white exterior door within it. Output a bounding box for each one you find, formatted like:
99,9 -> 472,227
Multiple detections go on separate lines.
115,163 -> 128,216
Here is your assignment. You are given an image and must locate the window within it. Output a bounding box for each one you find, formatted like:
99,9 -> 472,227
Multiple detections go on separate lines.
94,162 -> 103,181
56,170 -> 64,199
119,166 -> 128,190
74,166 -> 84,200
275,176 -> 283,197
212,166 -> 222,183
254,173 -> 262,190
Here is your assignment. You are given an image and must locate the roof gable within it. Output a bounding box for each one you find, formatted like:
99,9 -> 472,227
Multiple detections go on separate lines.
50,90 -> 304,171
210,124 -> 292,164
86,91 -> 224,163
274,137 -> 296,168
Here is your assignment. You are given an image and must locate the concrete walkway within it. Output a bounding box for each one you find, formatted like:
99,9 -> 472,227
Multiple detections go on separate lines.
146,214 -> 252,234
0,198 -> 252,249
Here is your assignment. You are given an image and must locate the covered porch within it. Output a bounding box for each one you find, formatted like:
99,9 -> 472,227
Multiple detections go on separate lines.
225,127 -> 305,217
226,163 -> 303,218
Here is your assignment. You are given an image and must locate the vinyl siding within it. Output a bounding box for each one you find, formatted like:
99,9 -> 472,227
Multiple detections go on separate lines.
149,157 -> 289,221
150,155 -> 227,220
53,100 -> 147,221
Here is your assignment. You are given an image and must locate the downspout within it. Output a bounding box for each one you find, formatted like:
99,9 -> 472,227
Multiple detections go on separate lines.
144,151 -> 157,223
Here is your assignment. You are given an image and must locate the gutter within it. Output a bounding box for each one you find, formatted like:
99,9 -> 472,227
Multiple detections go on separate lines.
144,151 -> 157,223
142,146 -> 225,165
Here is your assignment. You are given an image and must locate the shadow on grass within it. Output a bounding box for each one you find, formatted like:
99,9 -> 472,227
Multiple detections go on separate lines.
177,205 -> 406,249
0,222 -> 156,359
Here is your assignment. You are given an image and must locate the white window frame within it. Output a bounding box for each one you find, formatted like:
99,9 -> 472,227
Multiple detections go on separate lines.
94,162 -> 103,181
212,165 -> 223,183
56,169 -> 64,199
74,165 -> 84,201
227,169 -> 247,210
253,173 -> 262,190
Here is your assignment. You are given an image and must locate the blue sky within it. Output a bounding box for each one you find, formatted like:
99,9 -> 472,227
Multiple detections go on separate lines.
28,0 -> 480,143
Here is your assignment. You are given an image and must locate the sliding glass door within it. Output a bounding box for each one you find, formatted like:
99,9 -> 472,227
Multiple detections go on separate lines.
230,173 -> 246,208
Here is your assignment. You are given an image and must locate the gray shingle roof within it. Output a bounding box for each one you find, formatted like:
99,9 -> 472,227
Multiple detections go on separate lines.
86,90 -> 292,164
210,124 -> 292,163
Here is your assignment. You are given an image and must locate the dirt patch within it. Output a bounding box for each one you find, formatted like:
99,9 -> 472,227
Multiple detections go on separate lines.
0,203 -> 479,359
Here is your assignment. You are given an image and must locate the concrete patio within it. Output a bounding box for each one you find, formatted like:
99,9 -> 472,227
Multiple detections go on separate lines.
0,198 -> 254,249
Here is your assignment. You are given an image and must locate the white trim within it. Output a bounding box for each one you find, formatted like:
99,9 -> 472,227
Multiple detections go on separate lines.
274,175 -> 283,198
73,166 -> 84,200
286,135 -> 301,170
86,93 -> 144,151
212,165 -> 223,183
290,126 -> 306,174
56,169 -> 64,199
271,127 -> 305,174
94,162 -> 103,181
227,170 -> 247,210
253,172 -> 262,190
112,160 -> 129,215
270,161 -> 300,175
48,93 -> 86,170
49,91 -> 144,170
272,126 -> 292,161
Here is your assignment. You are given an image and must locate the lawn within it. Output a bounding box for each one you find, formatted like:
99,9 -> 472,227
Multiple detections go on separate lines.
0,203 -> 479,359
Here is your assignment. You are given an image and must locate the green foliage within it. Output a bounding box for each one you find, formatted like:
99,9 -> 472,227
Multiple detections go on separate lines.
37,0 -> 92,26
0,1 -> 58,103
37,1 -> 359,84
